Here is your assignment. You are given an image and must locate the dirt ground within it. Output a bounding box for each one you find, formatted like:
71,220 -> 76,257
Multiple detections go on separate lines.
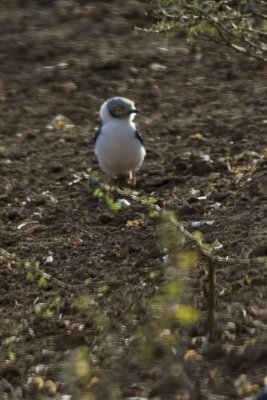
0,1 -> 266,399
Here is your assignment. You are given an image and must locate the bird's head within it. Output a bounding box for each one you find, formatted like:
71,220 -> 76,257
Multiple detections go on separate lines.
100,97 -> 139,124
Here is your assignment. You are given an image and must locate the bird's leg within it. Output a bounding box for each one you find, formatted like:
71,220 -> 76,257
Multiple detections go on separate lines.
107,174 -> 113,188
131,169 -> 136,186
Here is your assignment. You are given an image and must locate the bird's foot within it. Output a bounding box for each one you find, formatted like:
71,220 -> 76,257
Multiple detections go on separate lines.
131,170 -> 136,187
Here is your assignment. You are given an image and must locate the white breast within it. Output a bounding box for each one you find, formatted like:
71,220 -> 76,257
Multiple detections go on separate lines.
94,120 -> 146,175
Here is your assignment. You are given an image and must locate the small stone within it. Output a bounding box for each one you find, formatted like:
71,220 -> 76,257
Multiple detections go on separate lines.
46,114 -> 75,131
116,198 -> 131,208
212,239 -> 223,251
61,82 -> 78,93
224,321 -> 236,332
35,364 -> 46,374
44,255 -> 53,265
27,193 -> 46,206
31,212 -> 42,220
191,220 -> 214,228
245,326 -> 256,336
72,238 -> 83,246
209,202 -> 221,210
191,336 -> 208,351
162,255 -> 170,265
149,62 -> 167,72
221,331 -> 236,342
126,398 -> 148,400
58,62 -> 69,68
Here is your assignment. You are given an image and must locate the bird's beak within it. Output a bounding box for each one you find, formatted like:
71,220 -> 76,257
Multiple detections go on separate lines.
128,109 -> 139,115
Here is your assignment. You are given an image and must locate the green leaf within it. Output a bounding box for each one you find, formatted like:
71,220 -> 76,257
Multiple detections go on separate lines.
164,281 -> 182,297
174,305 -> 199,324
93,188 -> 104,199
149,210 -> 160,218
8,351 -> 16,361
26,271 -> 35,281
38,277 -> 48,288
177,251 -> 199,269
98,285 -> 109,293
2,336 -> 19,347
109,202 -> 122,211
44,309 -> 54,318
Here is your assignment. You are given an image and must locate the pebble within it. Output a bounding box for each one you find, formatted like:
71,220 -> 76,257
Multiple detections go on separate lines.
191,336 -> 208,351
191,220 -> 214,228
126,398 -> 148,400
162,255 -> 170,265
224,321 -> 236,332
116,198 -> 131,208
245,326 -> 256,336
61,82 -> 77,93
35,364 -> 46,374
149,62 -> 167,71
44,254 -> 53,265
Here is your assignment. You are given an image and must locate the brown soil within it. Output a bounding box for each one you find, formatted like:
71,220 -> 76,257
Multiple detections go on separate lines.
0,1 -> 266,399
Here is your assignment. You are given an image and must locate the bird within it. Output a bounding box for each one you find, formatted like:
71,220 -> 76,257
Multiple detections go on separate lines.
94,97 -> 146,186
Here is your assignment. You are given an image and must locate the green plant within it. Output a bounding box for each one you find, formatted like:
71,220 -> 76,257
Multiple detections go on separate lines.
142,0 -> 267,62
62,207 -> 200,399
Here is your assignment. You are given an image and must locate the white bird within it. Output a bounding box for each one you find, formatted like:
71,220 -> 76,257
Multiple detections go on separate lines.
94,97 -> 146,186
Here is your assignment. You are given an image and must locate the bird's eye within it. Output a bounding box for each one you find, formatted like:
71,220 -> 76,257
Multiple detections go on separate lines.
115,106 -> 123,113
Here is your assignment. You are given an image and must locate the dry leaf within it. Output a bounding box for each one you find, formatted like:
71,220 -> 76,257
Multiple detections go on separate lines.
126,219 -> 144,227
189,132 -> 207,141
183,349 -> 202,361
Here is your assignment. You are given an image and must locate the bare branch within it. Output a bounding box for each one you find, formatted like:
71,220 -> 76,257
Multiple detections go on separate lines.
84,173 -> 263,267
146,0 -> 267,63
0,247 -> 160,290
0,173 -> 264,292
207,16 -> 267,58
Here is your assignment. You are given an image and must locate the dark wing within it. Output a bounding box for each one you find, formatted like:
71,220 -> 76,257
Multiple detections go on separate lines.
135,129 -> 144,145
93,120 -> 103,145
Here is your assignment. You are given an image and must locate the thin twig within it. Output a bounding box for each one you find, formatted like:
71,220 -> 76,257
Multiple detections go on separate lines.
0,247 -> 161,290
207,16 -> 267,58
0,173 -> 263,290
207,258 -> 217,342
144,2 -> 267,63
